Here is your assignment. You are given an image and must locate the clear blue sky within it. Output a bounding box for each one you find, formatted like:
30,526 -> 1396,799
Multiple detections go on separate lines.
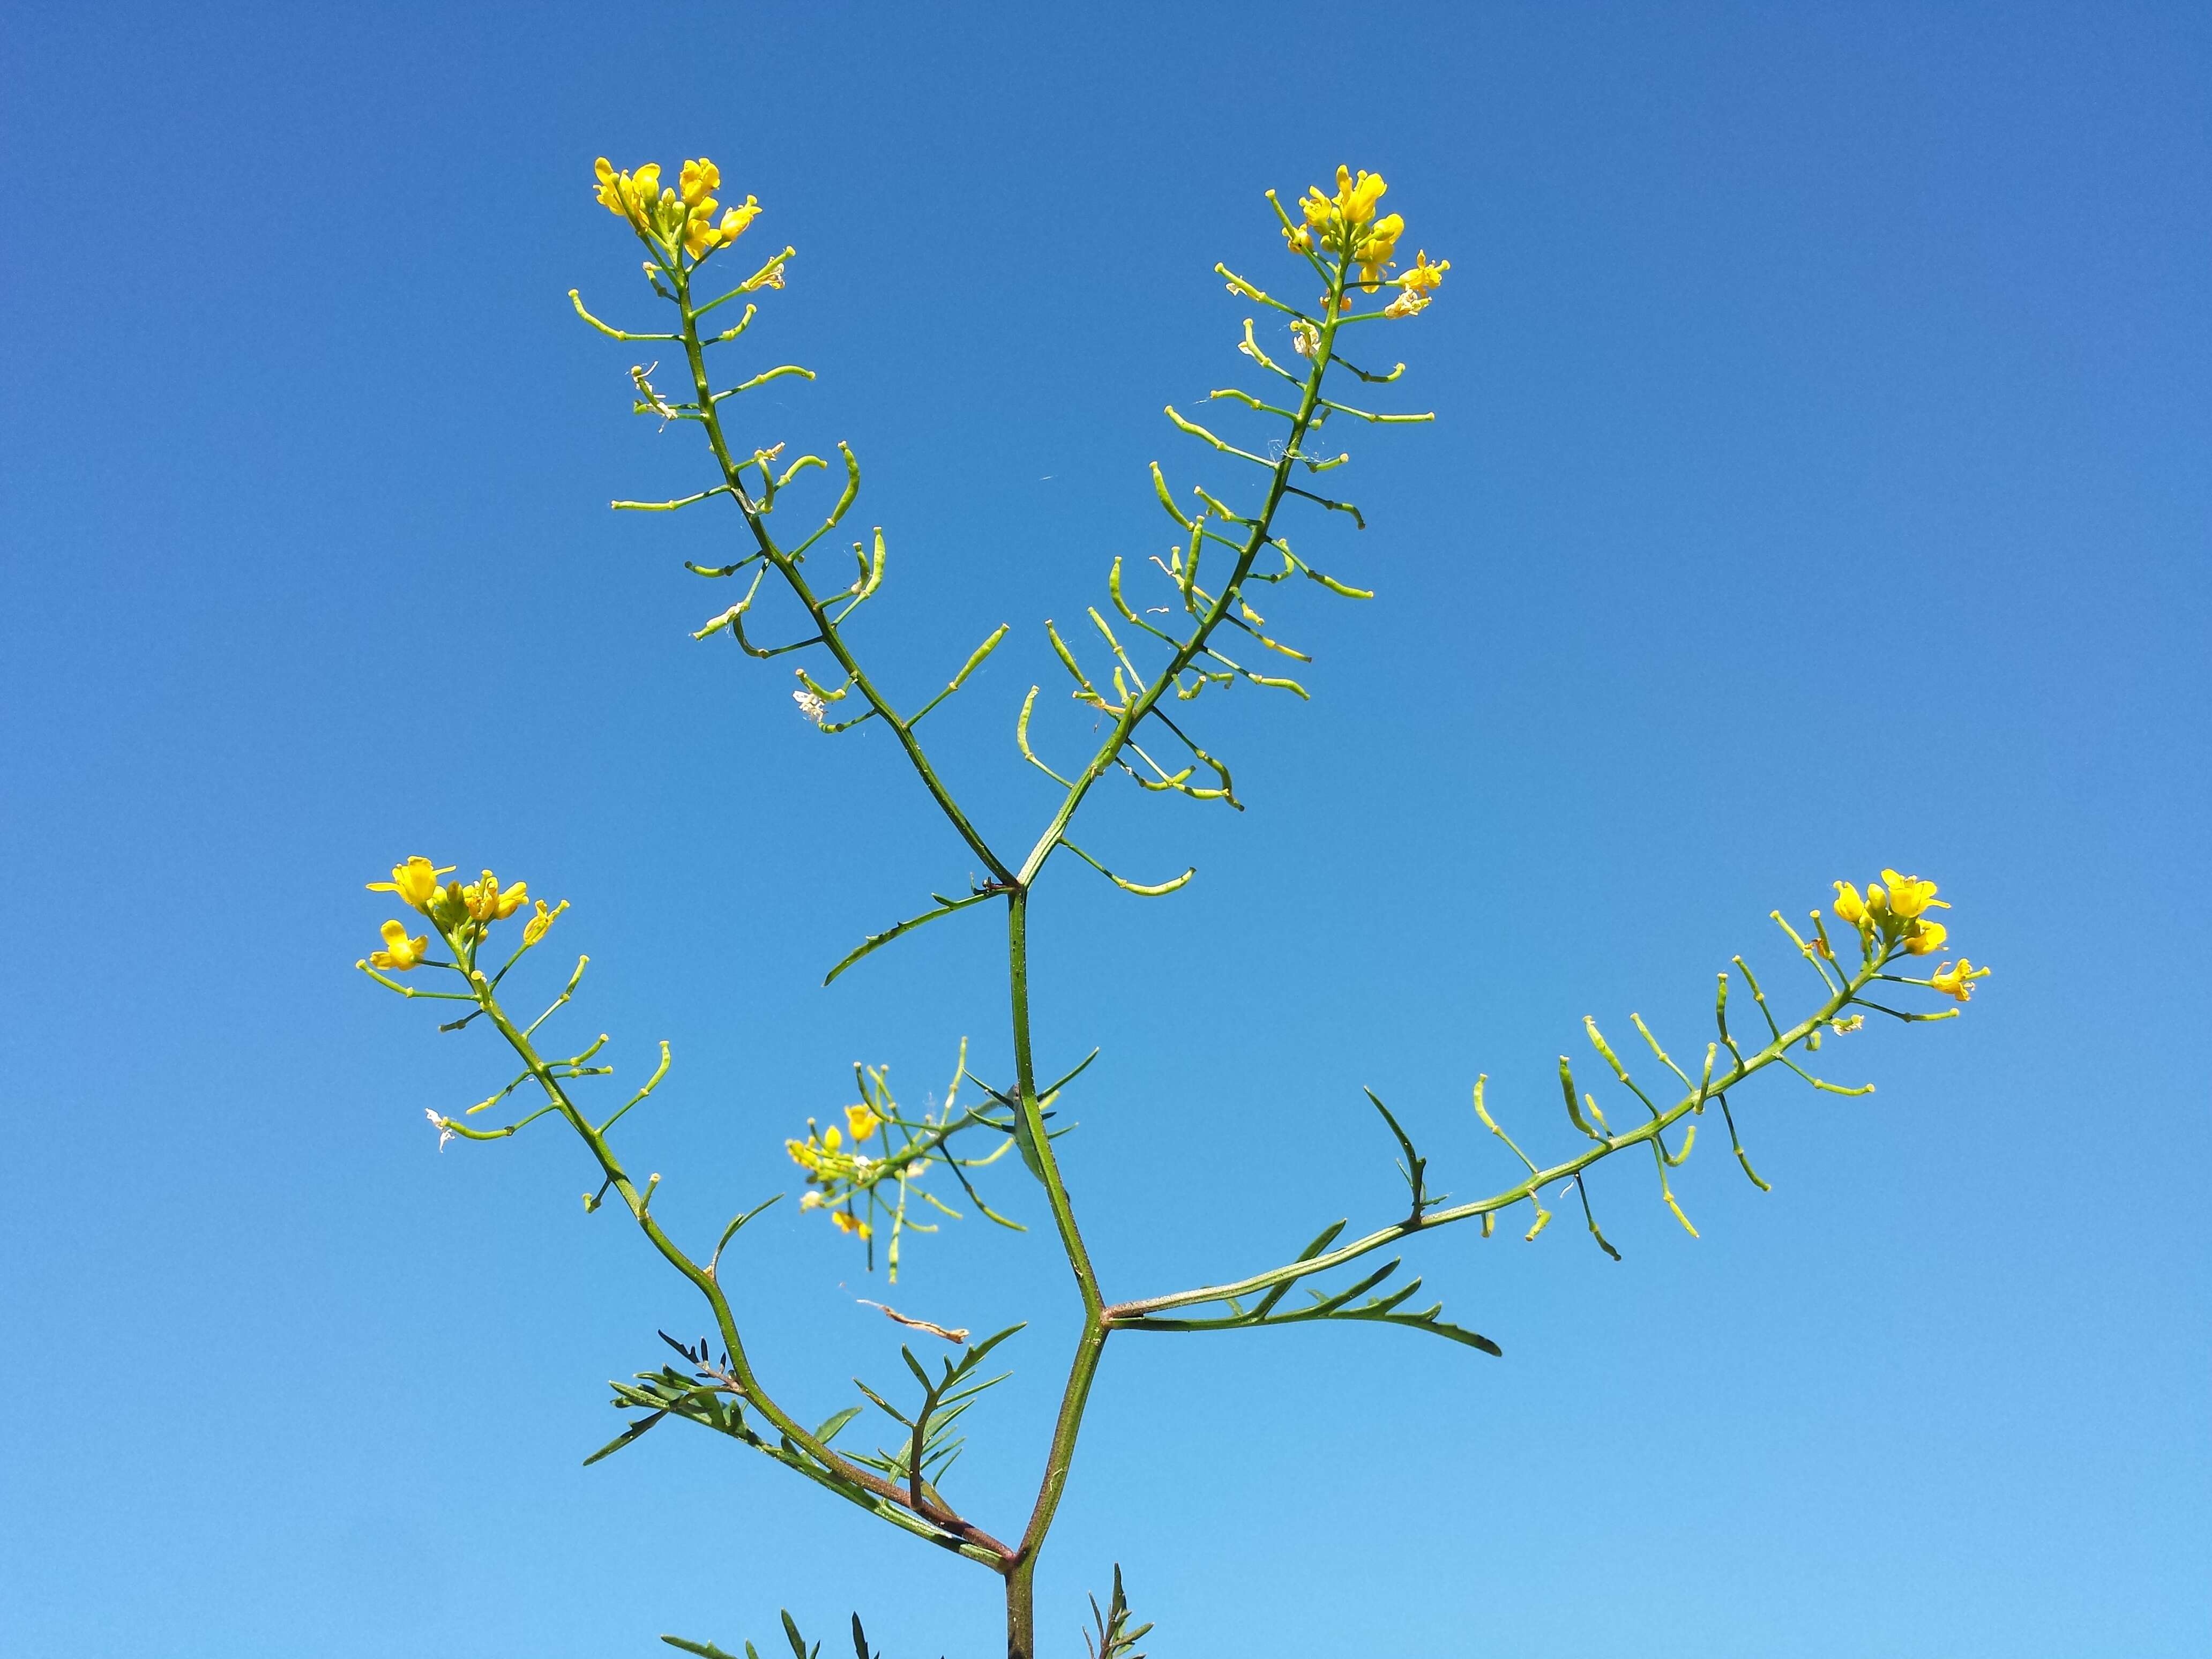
5,3 -> 2207,1655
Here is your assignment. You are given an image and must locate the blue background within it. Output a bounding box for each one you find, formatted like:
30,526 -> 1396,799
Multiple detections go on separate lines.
4,3 -> 2206,1655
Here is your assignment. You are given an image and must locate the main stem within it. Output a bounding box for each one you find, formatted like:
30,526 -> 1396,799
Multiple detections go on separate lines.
1002,888 -> 1111,1659
658,230 -> 1352,1653
994,255 -> 1351,1656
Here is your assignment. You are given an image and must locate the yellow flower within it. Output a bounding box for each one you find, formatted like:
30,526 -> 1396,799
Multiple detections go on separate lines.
845,1103 -> 882,1142
679,158 -> 720,206
1930,958 -> 1987,1000
1903,918 -> 1947,955
1832,881 -> 1868,927
821,1124 -> 843,1154
1283,222 -> 1312,253
462,871 -> 529,923
369,919 -> 430,971
787,1137 -> 821,1172
1880,870 -> 1945,921
719,198 -> 759,241
1298,167 -> 1395,260
367,856 -> 454,915
1355,212 -> 1404,286
521,897 -> 569,946
831,1210 -> 873,1240
683,210 -> 721,260
594,156 -> 626,215
1398,250 -> 1449,293
1334,165 -> 1387,226
593,159 -> 652,225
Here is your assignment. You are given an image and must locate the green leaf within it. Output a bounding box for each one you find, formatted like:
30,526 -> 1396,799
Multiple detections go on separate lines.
813,1405 -> 863,1445
581,1408 -> 667,1466
824,888 -> 998,985
1009,1100 -> 1048,1183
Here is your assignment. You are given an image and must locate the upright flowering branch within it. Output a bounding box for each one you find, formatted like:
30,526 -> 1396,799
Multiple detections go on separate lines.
356,156 -> 1991,1659
356,857 -> 1014,1568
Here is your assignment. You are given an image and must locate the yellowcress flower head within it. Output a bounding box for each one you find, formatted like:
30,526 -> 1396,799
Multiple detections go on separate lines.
845,1103 -> 881,1142
1930,959 -> 1987,1000
719,199 -> 759,241
463,871 -> 529,923
679,158 -> 720,206
595,156 -> 761,264
1832,881 -> 1869,928
1398,250 -> 1449,293
368,856 -> 454,914
1903,918 -> 1947,955
1298,167 -> 1389,253
369,919 -> 430,971
1355,212 -> 1404,286
1335,166 -> 1387,226
1880,870 -> 1945,921
521,897 -> 569,947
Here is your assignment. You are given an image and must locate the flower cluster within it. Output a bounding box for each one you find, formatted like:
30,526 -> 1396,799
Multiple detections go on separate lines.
362,855 -> 565,971
594,156 -> 759,261
784,1101 -> 939,1242
1830,867 -> 1990,1003
1286,166 -> 1449,315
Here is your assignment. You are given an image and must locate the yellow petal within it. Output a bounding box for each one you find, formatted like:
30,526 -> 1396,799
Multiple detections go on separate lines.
1904,920 -> 1947,955
1832,881 -> 1866,925
680,158 -> 720,206
718,198 -> 760,241
1881,870 -> 1939,919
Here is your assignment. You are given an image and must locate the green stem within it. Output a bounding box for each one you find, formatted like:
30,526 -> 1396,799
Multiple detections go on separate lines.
1014,255 -> 1350,890
672,260 -> 1014,886
1006,890 -> 1103,1313
456,930 -> 1012,1567
1005,1563 -> 1035,1659
993,250 -> 1358,1651
1105,952 -> 1887,1326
